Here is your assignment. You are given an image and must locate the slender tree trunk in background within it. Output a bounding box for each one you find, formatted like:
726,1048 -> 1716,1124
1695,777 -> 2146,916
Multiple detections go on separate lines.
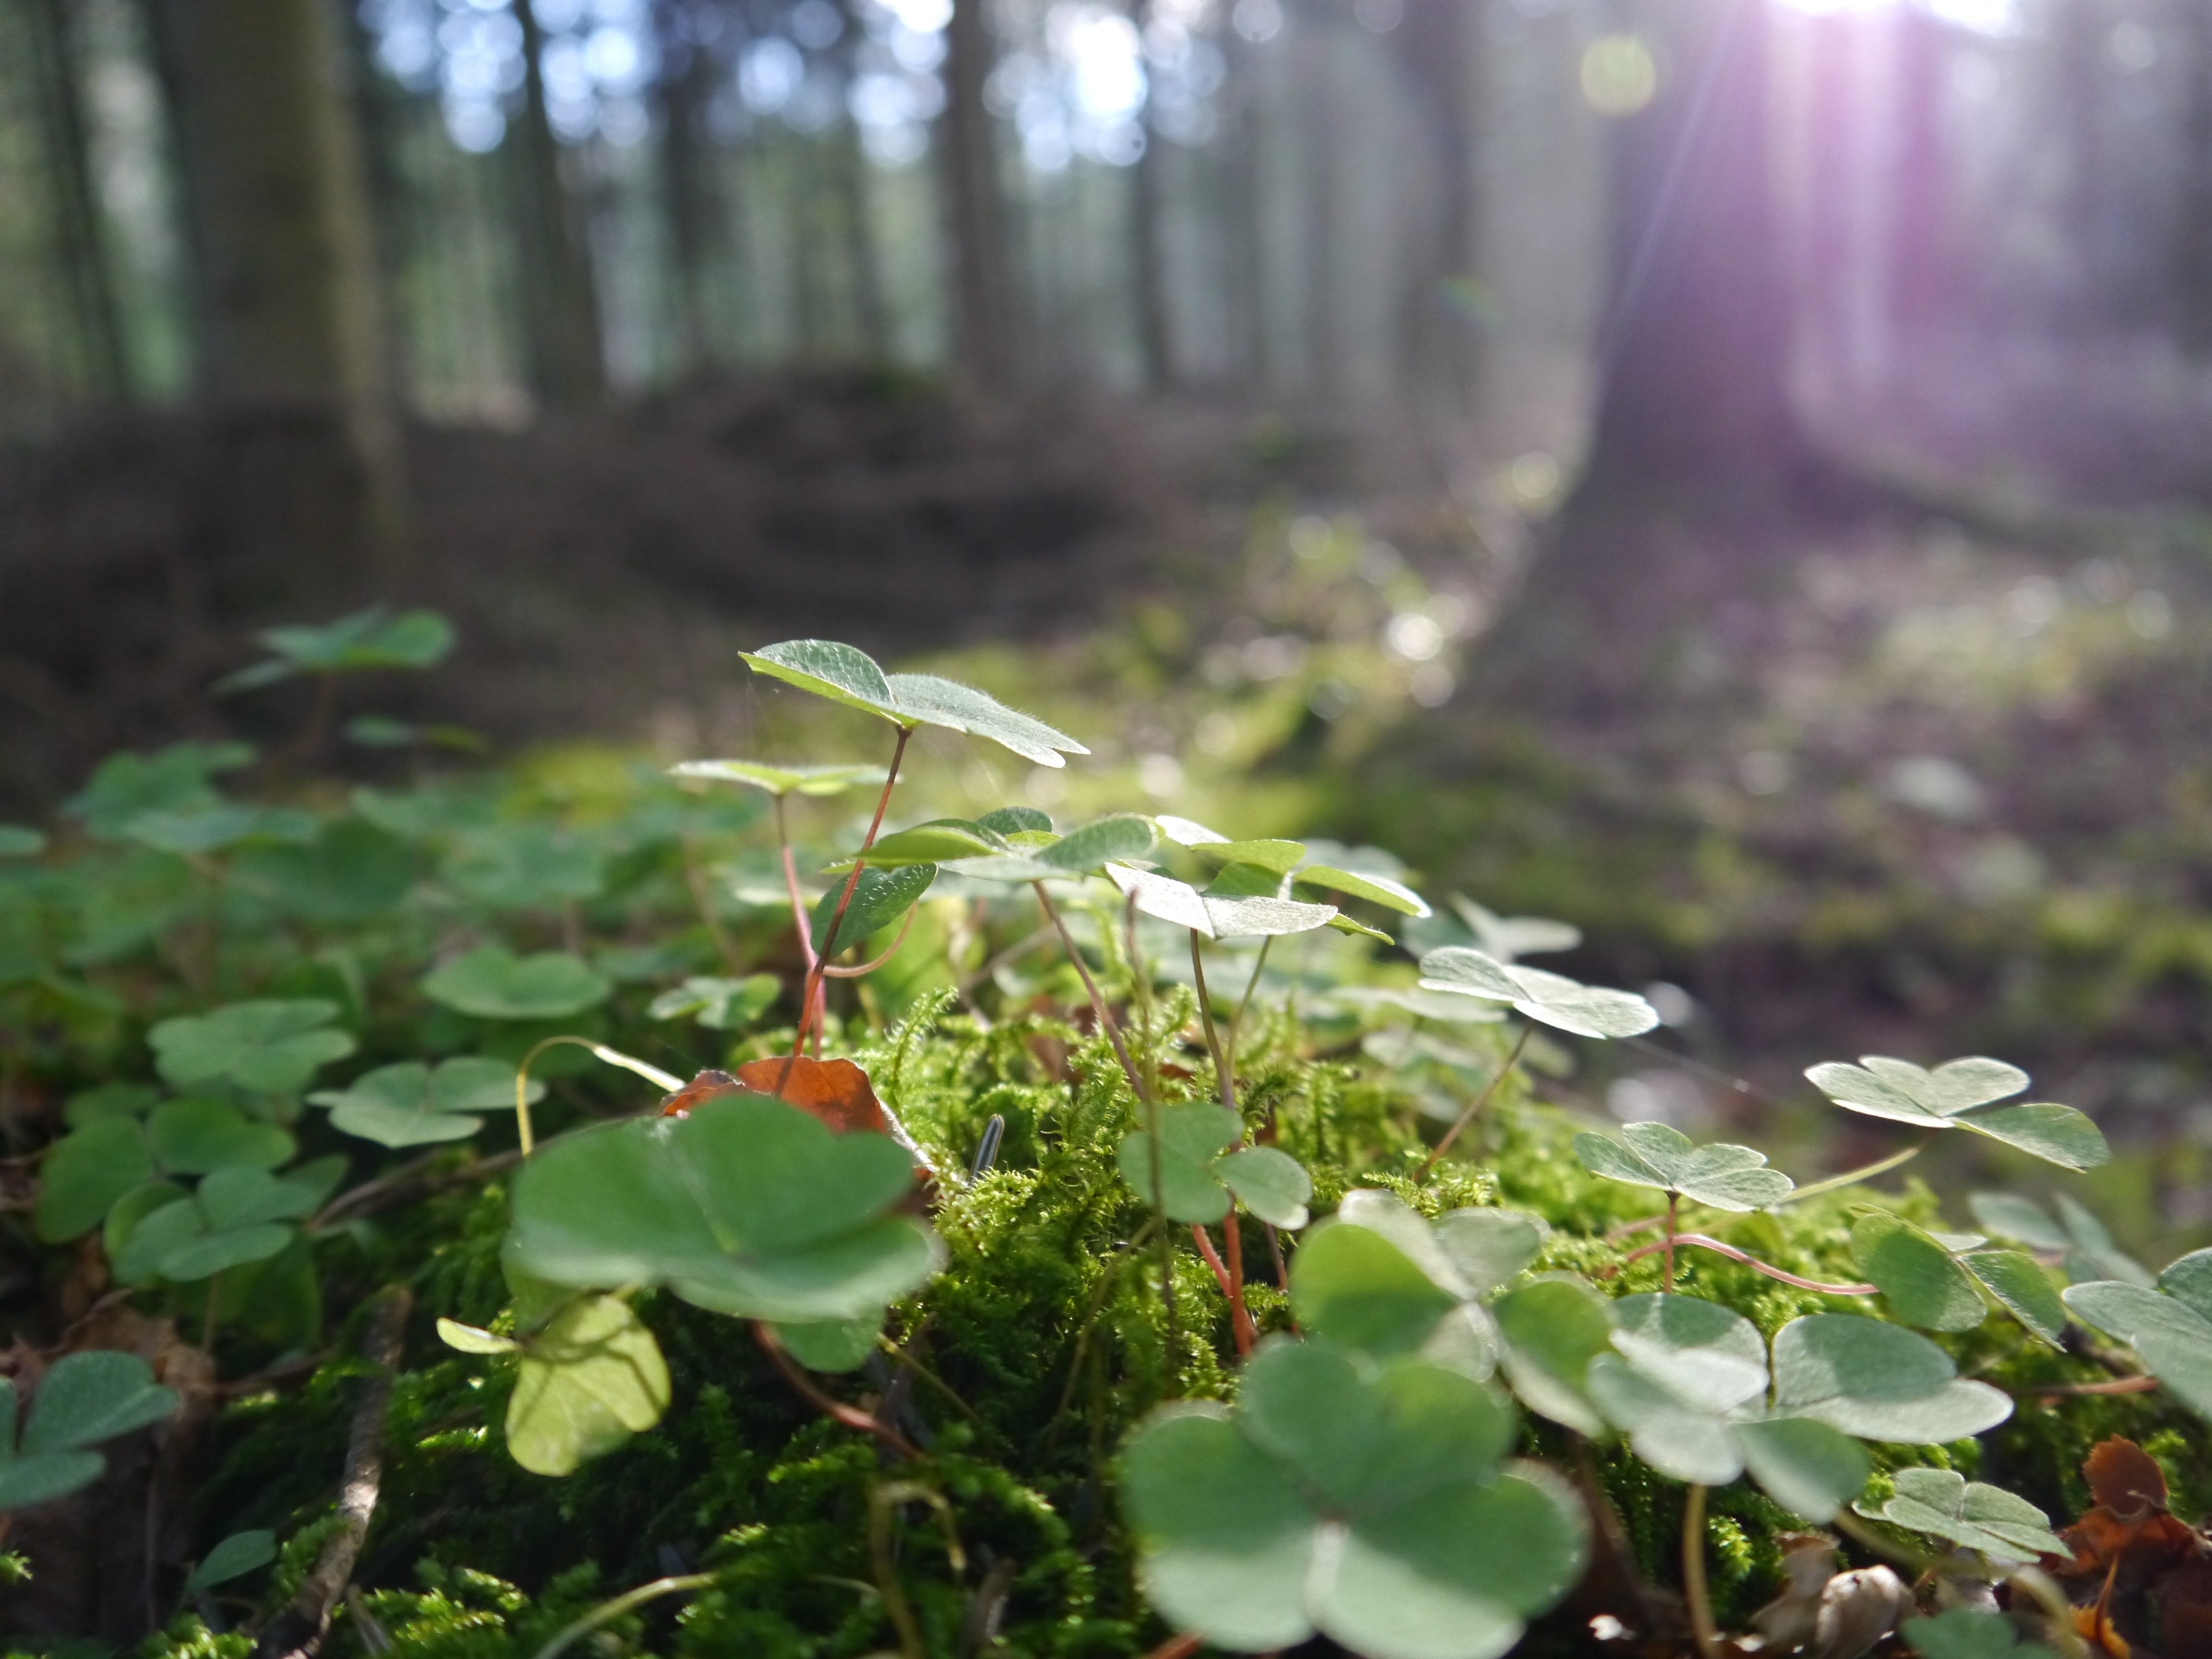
2056,0 -> 2106,320
1301,28 -> 1344,399
26,0 -> 130,399
1886,4 -> 1948,344
657,17 -> 721,373
1575,0 -> 1796,506
1226,29 -> 1269,391
1129,0 -> 1172,390
834,124 -> 889,359
151,0 -> 408,583
1390,0 -> 1476,417
2171,0 -> 2212,350
1799,13 -> 1853,390
942,0 -> 1015,388
510,0 -> 605,408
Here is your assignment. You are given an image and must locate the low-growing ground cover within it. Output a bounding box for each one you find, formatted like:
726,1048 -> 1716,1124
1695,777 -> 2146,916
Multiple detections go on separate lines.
0,629 -> 2206,1659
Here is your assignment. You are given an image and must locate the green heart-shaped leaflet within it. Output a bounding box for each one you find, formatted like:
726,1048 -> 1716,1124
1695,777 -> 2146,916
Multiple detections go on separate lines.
1574,1122 -> 1794,1211
35,1118 -> 156,1242
505,1294 -> 672,1477
1109,865 -> 1338,940
1122,1340 -> 1587,1659
669,759 -> 888,798
1849,1212 -> 1986,1332
146,1098 -> 295,1174
1803,1056 -> 2108,1171
943,813 -> 1158,883
441,826 -> 606,911
1291,1191 -> 1549,1364
1417,948 -> 1658,1041
149,998 -> 356,1095
1768,1315 -> 2012,1443
505,1093 -> 942,1323
0,1350 -> 177,1512
2062,1248 -> 2212,1421
310,1058 -> 541,1148
741,640 -> 1087,767
647,974 -> 781,1032
421,948 -> 611,1021
810,864 -> 937,956
1853,1467 -> 2066,1563
112,1164 -> 330,1283
1116,1103 -> 1312,1227
231,818 -> 413,925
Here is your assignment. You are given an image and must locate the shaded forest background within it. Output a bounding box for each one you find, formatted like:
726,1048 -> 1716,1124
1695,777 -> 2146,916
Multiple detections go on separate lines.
2,0 -> 2212,1230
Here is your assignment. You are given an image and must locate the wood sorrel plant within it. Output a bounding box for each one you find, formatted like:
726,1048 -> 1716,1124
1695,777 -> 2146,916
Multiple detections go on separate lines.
4,630 -> 2206,1659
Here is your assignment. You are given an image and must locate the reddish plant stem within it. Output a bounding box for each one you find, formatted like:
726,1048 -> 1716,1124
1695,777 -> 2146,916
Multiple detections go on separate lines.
1664,1193 -> 1678,1294
788,726 -> 910,1066
1142,1637 -> 1202,1659
2030,1375 -> 2159,1398
774,794 -> 825,1036
752,1322 -> 918,1460
1611,1232 -> 1879,1296
1189,1223 -> 1256,1357
1222,1207 -> 1254,1355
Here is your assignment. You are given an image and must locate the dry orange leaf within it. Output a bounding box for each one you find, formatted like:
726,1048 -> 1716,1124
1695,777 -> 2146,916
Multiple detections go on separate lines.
657,1058 -> 934,1174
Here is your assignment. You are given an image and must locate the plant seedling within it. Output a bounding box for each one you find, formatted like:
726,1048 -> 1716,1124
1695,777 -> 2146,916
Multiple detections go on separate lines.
1575,1123 -> 1795,1212
1804,1055 -> 2109,1171
111,1160 -> 343,1284
1115,1102 -> 1311,1227
440,1292 -> 673,1477
0,1351 -> 178,1511
215,607 -> 456,694
741,640 -> 1088,768
1853,1467 -> 2068,1564
149,999 -> 356,1096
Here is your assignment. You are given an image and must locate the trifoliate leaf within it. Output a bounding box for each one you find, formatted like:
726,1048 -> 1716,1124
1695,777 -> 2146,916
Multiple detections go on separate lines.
669,759 -> 888,797
421,948 -> 612,1021
35,1118 -> 155,1242
1118,1103 -> 1241,1225
2062,1274 -> 2212,1421
149,999 -> 355,1095
505,1294 -> 671,1477
218,607 -> 455,690
740,641 -> 1088,765
1804,1057 -> 2109,1170
0,1351 -> 177,1512
230,818 -> 413,924
1418,948 -> 1658,1040
1295,865 -> 1431,917
646,974 -> 780,1032
1574,1122 -> 1794,1211
146,1099 -> 296,1174
1854,1467 -> 2066,1563
309,1058 -> 540,1148
1963,1250 -> 2067,1345
976,805 -> 1052,836
1850,1212 -> 1987,1332
1769,1315 -> 2012,1443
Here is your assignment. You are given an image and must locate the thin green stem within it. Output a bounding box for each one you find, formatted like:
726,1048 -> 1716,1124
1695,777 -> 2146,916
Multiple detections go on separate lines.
1418,1025 -> 1530,1179
790,724 -> 909,1060
1224,935 -> 1273,1081
1125,897 -> 1175,1363
1774,1135 -> 1934,1205
1188,933 -> 1235,1113
1682,1484 -> 1722,1659
1033,885 -> 1144,1101
1611,1232 -> 1878,1296
531,1575 -> 718,1659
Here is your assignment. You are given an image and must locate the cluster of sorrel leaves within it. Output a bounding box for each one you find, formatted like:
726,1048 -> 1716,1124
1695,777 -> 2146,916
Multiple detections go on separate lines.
4,633 -> 2207,1658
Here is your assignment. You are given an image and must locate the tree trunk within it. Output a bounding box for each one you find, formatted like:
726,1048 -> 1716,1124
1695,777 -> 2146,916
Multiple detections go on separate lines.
150,0 -> 408,583
656,12 -> 721,373
1885,4 -> 1949,344
834,124 -> 889,359
1390,0 -> 1477,417
26,0 -> 130,399
1129,0 -> 1172,390
509,0 -> 605,408
2172,0 -> 2212,349
1575,0 -> 1796,506
941,0 -> 1016,388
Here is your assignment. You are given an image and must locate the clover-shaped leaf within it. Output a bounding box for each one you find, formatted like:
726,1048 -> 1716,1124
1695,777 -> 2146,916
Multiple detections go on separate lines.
1970,1190 -> 2150,1287
422,948 -> 611,1021
441,825 -> 607,911
1575,1122 -> 1794,1211
64,741 -> 254,841
810,864 -> 936,956
669,758 -> 888,797
505,1093 -> 943,1323
1586,1295 -> 1869,1521
309,1058 -> 541,1148
35,1118 -> 156,1242
1849,1212 -> 1986,1332
502,1294 -> 671,1477
145,1098 -> 296,1174
1769,1314 -> 2012,1443
112,1164 -> 333,1283
149,999 -> 355,1095
1448,899 -> 1581,962
216,606 -> 455,692
1853,1467 -> 2067,1563
1117,1102 -> 1311,1227
830,818 -> 1008,868
647,974 -> 780,1032
1804,1056 -> 2109,1171
741,639 -> 1087,766
232,818 -> 414,924
1418,948 -> 1658,1040
943,813 -> 1158,882
120,804 -> 317,856
1107,864 -> 1337,940
1121,1339 -> 1587,1659
2062,1249 -> 2212,1421
0,1351 -> 178,1511
1901,1609 -> 2057,1659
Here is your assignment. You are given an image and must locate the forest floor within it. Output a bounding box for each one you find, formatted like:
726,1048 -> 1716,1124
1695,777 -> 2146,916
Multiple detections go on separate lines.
3,359 -> 2208,1268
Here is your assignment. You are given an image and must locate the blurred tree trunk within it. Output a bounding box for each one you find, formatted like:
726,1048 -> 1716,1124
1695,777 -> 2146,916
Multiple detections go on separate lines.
941,0 -> 1015,388
1301,27 -> 1344,398
26,0 -> 129,399
2055,0 -> 2107,317
657,13 -> 721,371
509,0 -> 605,408
834,124 -> 889,358
1390,0 -> 1477,416
1886,4 -> 1949,342
1130,0 -> 1172,390
1225,26 -> 1269,389
1574,0 -> 1796,507
147,0 -> 408,581
2172,0 -> 2212,349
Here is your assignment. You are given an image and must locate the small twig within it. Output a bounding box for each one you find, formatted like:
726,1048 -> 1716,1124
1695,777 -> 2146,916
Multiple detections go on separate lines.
1607,1233 -> 1878,1296
1141,1635 -> 1202,1659
312,1150 -> 522,1229
251,1288 -> 411,1659
753,1322 -> 918,1460
1682,1484 -> 1723,1659
1773,1135 -> 1933,1206
1418,1025 -> 1530,1179
531,1574 -> 717,1659
2029,1375 -> 2158,1398
821,902 -> 921,977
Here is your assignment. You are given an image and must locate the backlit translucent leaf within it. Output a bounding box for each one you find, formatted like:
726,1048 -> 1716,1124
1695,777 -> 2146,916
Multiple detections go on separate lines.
1769,1315 -> 2011,1443
2062,1277 -> 2212,1420
35,1118 -> 154,1242
506,1094 -> 941,1323
828,819 -> 1005,868
1041,814 -> 1156,871
1574,1122 -> 1793,1211
1418,948 -> 1658,1040
1152,815 -> 1228,847
882,672 -> 1089,766
810,864 -> 936,956
505,1294 -> 671,1477
436,1318 -> 518,1355
1193,839 -> 1307,875
1850,1212 -> 1987,1332
422,948 -> 612,1021
1805,1056 -> 2027,1125
146,1099 -> 295,1174
150,999 -> 355,1095
1108,864 -> 1339,939
669,759 -> 888,797
1958,1104 -> 2109,1170
1217,1146 -> 1311,1228
1118,1103 -> 1240,1224
1963,1251 -> 2066,1344
1296,865 -> 1431,917
741,639 -> 898,721
976,805 -> 1052,836
1856,1467 -> 2066,1563
19,1350 -> 178,1453
1493,1280 -> 1613,1435
771,1316 -> 880,1373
